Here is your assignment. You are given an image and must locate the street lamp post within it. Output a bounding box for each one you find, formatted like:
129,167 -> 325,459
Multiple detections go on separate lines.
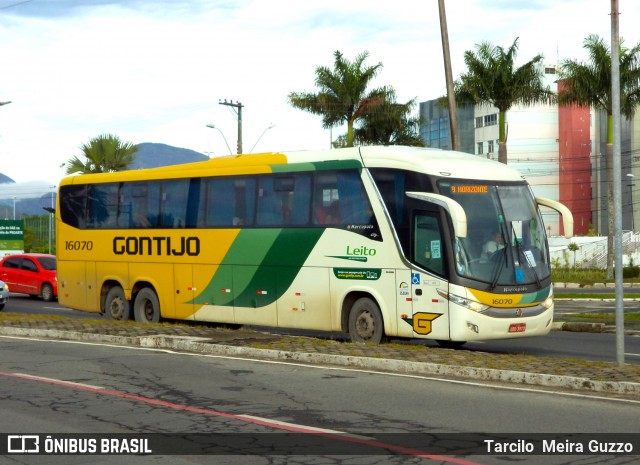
628,173 -> 635,233
48,186 -> 55,254
12,196 -> 16,220
206,124 -> 233,155
249,124 -> 275,153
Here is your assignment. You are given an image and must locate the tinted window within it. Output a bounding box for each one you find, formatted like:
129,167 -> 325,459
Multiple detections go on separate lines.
204,177 -> 256,226
257,175 -> 311,226
36,257 -> 57,270
59,184 -> 87,228
2,257 -> 20,269
58,169 -> 378,239
21,259 -> 38,272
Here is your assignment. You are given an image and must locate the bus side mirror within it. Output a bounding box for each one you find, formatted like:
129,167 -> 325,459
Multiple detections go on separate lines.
535,197 -> 574,238
406,192 -> 467,238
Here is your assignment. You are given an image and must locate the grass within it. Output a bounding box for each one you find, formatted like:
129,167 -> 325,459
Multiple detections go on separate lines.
568,312 -> 640,321
558,311 -> 640,330
552,267 -> 640,286
555,293 -> 640,299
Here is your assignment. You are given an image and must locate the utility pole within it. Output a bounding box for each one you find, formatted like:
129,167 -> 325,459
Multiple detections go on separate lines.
611,0 -> 624,366
219,99 -> 243,154
438,0 -> 460,151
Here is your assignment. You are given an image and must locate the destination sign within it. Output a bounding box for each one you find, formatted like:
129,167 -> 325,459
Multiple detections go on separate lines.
449,185 -> 488,194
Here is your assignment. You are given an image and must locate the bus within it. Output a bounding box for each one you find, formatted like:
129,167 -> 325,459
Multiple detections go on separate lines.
56,146 -> 573,346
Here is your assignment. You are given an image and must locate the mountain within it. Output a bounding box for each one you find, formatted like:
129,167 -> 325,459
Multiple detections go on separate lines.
0,173 -> 15,184
0,143 -> 208,217
129,142 -> 208,169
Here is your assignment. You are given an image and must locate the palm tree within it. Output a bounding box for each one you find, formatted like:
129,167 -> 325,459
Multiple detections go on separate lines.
65,134 -> 138,174
353,90 -> 425,147
454,37 -> 554,164
288,50 -> 387,147
567,242 -> 580,269
558,34 -> 640,278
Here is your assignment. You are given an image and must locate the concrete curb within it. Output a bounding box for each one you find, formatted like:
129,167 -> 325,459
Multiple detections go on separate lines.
3,327 -> 639,396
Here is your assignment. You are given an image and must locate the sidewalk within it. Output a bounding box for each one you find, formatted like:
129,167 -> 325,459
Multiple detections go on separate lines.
0,313 -> 639,397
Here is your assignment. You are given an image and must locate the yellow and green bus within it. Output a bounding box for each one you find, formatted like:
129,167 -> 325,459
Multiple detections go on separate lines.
56,146 -> 572,346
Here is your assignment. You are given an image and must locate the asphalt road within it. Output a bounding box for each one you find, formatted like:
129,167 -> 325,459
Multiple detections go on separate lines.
1,336 -> 638,465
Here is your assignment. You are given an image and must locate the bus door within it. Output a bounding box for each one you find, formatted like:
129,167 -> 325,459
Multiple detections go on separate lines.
410,211 -> 450,340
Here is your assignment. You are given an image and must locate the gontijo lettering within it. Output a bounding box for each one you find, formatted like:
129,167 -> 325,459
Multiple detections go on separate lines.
113,236 -> 200,256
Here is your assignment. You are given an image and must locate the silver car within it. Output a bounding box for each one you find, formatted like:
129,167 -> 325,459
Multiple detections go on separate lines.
0,280 -> 9,311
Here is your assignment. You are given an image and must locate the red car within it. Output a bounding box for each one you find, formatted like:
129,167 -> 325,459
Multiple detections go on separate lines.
0,253 -> 58,302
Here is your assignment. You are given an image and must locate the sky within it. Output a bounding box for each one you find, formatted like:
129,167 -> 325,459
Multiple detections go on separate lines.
0,0 -> 638,200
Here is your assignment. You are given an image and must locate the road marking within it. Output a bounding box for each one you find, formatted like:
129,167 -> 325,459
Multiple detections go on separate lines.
0,369 -> 481,464
11,373 -> 103,390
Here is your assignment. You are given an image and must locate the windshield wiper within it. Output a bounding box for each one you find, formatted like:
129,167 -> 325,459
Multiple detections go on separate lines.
488,237 -> 508,291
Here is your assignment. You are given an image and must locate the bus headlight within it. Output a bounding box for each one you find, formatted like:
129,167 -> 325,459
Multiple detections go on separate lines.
437,289 -> 489,313
540,295 -> 553,310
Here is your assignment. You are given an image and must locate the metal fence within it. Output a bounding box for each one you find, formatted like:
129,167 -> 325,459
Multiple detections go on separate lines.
23,214 -> 55,254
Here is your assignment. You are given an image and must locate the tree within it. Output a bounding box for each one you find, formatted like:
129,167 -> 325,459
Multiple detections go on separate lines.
352,91 -> 425,147
454,37 -> 554,164
568,242 -> 579,269
288,50 -> 387,147
558,34 -> 640,279
65,134 -> 138,175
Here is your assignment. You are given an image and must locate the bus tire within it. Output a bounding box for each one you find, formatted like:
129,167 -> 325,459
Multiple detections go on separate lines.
436,340 -> 466,349
133,288 -> 161,323
41,283 -> 54,302
104,286 -> 130,321
348,297 -> 385,344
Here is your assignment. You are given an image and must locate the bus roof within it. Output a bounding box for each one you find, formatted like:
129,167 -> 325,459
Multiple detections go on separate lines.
59,145 -> 526,185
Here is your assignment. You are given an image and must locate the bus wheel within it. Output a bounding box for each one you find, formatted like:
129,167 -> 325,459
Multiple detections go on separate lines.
41,283 -> 54,302
105,287 -> 130,321
133,288 -> 161,323
436,340 -> 466,349
348,297 -> 385,344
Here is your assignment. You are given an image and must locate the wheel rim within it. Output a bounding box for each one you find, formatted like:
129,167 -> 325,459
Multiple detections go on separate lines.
109,298 -> 125,320
142,299 -> 154,321
355,311 -> 376,341
42,286 -> 52,301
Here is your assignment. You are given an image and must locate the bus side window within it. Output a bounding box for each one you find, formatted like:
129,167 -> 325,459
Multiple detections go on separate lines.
257,177 -> 282,225
254,174 -> 310,226
87,183 -> 119,228
313,173 -> 339,225
336,170 -> 369,224
160,180 -> 189,228
206,178 -> 235,226
288,174 -> 311,225
59,184 -> 87,229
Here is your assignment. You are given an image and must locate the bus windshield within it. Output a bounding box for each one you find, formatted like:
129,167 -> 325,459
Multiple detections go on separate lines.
438,181 -> 550,288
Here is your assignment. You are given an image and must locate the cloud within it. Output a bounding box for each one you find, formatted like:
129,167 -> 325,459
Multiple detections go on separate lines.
0,0 -> 637,193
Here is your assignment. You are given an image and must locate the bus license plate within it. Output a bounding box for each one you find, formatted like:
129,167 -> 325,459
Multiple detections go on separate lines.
509,323 -> 526,333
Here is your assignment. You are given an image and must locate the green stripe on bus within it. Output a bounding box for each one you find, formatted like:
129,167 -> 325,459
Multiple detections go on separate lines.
191,228 -> 324,307
519,285 -> 551,304
270,159 -> 362,173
